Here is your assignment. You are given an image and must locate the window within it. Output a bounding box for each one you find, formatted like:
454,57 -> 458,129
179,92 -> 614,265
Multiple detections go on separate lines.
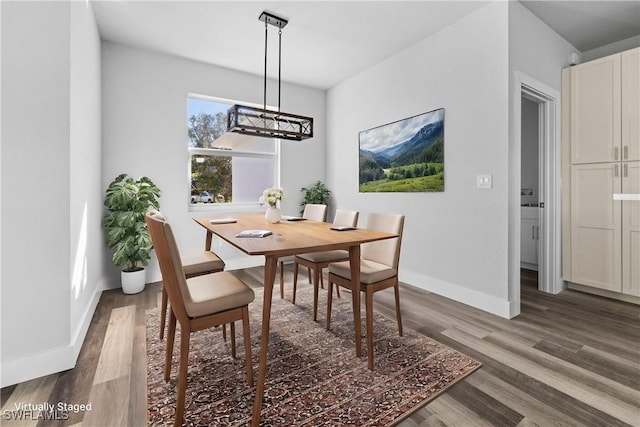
188,95 -> 279,207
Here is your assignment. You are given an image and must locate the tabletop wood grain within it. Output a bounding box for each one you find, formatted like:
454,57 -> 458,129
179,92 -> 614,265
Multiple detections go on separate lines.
194,214 -> 397,257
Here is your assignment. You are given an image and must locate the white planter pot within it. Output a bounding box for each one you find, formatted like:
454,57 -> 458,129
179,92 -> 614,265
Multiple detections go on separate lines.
121,268 -> 146,294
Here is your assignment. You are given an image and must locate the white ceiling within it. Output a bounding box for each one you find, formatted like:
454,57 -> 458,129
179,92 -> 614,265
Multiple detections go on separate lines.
92,1 -> 640,90
521,0 -> 640,52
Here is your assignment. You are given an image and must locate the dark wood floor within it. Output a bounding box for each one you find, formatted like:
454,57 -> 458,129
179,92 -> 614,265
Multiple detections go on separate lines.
2,267 -> 639,426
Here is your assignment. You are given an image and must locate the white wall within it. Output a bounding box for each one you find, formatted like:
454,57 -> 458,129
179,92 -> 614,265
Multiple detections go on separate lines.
327,2 -> 512,317
101,43 -> 326,282
1,0 -> 71,385
69,1 -> 104,359
508,2 -> 579,89
1,1 -> 103,387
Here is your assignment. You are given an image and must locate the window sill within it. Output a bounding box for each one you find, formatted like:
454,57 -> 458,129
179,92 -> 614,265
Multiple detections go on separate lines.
188,202 -> 265,215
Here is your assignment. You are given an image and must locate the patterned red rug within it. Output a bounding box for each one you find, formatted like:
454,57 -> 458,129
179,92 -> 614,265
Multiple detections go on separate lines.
147,283 -> 481,426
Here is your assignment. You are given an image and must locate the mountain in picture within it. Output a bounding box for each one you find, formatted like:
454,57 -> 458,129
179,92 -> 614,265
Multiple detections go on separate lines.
359,109 -> 444,193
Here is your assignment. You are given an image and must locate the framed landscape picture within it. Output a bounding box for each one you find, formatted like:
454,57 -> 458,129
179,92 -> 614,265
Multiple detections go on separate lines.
359,108 -> 444,193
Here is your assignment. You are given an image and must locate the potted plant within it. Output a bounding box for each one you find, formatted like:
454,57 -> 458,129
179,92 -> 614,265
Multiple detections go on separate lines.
103,173 -> 161,294
300,181 -> 331,215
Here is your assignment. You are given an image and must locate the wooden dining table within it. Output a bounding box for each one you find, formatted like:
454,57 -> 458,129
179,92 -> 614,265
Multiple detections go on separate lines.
193,213 -> 398,426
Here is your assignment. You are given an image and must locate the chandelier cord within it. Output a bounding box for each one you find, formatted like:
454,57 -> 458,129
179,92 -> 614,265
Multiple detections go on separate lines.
263,20 -> 268,112
278,28 -> 282,113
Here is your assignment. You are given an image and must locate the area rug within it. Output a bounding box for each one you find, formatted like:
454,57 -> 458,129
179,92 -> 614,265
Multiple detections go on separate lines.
147,283 -> 481,426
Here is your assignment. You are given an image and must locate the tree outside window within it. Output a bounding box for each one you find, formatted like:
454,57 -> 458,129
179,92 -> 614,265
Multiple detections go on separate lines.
187,96 -> 278,206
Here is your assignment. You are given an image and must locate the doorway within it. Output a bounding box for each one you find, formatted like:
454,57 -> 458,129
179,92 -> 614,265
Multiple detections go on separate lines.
510,72 -> 564,318
520,96 -> 542,287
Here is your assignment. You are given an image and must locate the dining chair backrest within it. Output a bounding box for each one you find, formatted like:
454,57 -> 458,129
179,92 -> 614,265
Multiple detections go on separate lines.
303,204 -> 328,222
145,212 -> 190,322
361,213 -> 405,269
333,209 -> 359,227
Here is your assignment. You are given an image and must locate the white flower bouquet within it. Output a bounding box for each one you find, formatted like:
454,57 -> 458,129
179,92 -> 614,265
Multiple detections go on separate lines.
262,186 -> 284,207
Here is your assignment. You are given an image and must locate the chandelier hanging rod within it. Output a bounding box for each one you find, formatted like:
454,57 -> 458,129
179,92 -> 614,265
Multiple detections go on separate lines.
259,11 -> 288,112
217,11 -> 313,143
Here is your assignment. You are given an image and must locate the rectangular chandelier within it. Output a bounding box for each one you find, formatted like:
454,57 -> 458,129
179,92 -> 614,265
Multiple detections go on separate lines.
227,104 -> 313,141
215,11 -> 313,144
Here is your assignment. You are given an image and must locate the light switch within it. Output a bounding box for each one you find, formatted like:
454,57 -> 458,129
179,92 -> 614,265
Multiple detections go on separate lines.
476,174 -> 492,189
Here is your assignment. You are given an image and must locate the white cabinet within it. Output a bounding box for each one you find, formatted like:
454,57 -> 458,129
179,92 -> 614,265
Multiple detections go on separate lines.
521,207 -> 539,269
622,161 -> 640,296
570,53 -> 620,164
571,48 -> 640,164
621,49 -> 640,162
570,163 -> 621,292
563,47 -> 640,301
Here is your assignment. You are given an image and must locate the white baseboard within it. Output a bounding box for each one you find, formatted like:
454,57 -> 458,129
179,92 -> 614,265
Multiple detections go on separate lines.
1,344 -> 75,388
1,284 -> 103,388
399,269 -> 513,319
224,256 -> 265,271
507,298 -> 521,318
70,280 -> 104,360
520,262 -> 538,271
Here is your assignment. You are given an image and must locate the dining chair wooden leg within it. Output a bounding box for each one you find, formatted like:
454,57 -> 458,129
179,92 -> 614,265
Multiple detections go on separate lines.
230,321 -> 237,358
174,329 -> 191,427
394,282 -> 403,336
242,307 -> 253,387
165,311 -> 177,382
160,287 -> 168,340
292,261 -> 299,304
326,279 -> 334,330
365,287 -> 375,370
320,273 -> 341,298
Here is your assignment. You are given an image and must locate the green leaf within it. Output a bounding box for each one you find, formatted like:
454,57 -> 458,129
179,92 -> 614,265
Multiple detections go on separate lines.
103,174 -> 161,270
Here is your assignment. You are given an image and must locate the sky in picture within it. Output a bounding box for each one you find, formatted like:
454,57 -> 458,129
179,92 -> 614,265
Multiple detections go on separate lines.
359,109 -> 444,152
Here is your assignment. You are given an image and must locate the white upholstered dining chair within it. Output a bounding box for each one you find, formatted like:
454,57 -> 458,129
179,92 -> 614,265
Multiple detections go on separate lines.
278,203 -> 327,298
326,212 -> 405,370
292,209 -> 359,321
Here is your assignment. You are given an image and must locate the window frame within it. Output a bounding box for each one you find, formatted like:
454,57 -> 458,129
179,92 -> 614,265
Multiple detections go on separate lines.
187,94 -> 281,212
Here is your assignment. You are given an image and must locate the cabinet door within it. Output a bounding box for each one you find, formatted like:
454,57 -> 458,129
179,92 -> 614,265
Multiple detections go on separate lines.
571,163 -> 621,291
622,161 -> 640,296
571,54 -> 621,164
622,48 -> 640,162
521,218 -> 538,266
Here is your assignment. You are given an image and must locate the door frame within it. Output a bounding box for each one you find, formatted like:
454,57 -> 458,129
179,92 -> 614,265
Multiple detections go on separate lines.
510,72 -> 565,316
